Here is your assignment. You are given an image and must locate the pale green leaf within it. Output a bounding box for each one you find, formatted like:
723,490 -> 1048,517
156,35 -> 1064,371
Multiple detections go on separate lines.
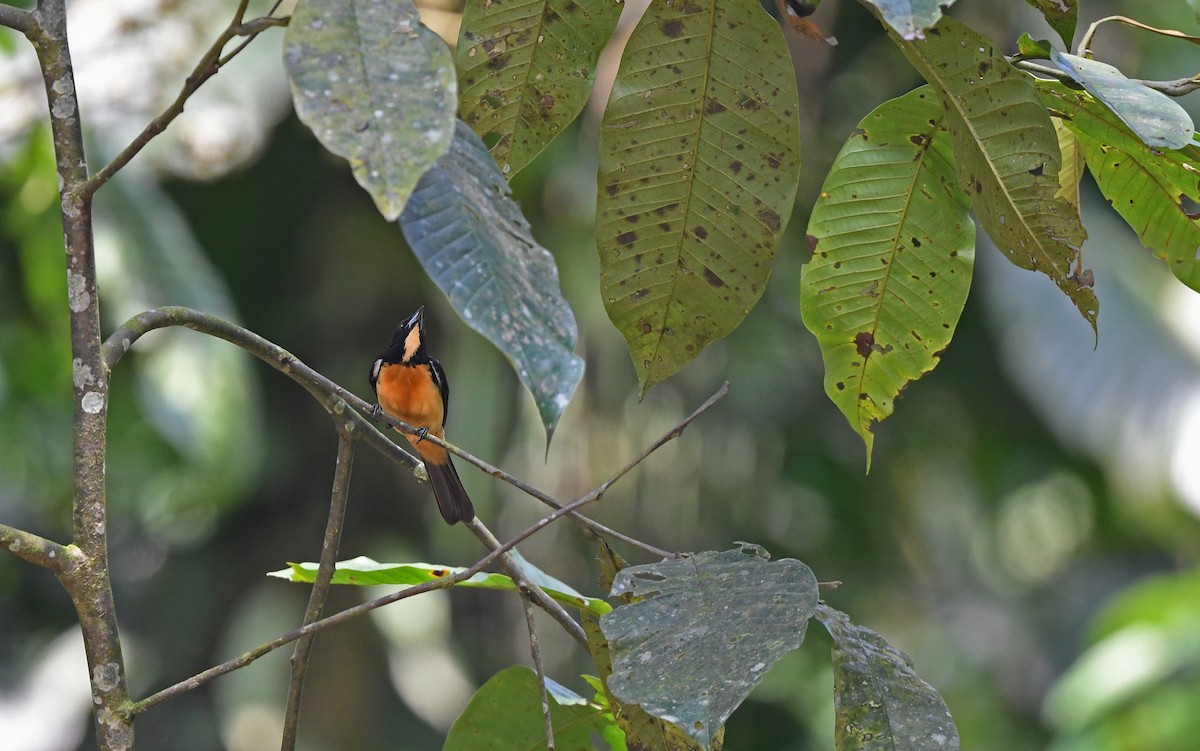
1050,50 -> 1195,150
599,544 -> 818,749
1051,116 -> 1083,210
860,0 -> 958,40
802,87 -> 974,465
815,605 -> 959,751
269,555 -> 611,616
444,666 -> 621,751
1022,0 -> 1077,45
885,13 -> 1098,329
284,0 -> 457,220
1040,82 -> 1200,290
596,0 -> 800,396
456,0 -> 623,176
400,121 -> 584,439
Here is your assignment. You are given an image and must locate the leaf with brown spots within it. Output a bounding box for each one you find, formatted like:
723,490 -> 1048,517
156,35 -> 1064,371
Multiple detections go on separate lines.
802,87 -> 974,466
1041,81 -> 1200,291
597,0 -> 800,396
882,13 -> 1098,331
456,0 -> 623,177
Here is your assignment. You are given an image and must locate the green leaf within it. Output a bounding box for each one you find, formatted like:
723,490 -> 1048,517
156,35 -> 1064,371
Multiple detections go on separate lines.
801,87 -> 974,466
1050,50 -> 1195,150
599,544 -> 818,749
885,13 -> 1097,330
815,604 -> 959,751
400,121 -> 584,439
284,0 -> 457,221
1022,0 -> 1077,46
1051,116 -> 1084,211
596,0 -> 800,396
456,0 -> 623,176
268,555 -> 612,617
1015,33 -> 1053,60
1040,82 -> 1200,290
443,666 -> 620,751
860,0 -> 958,40
584,615 -> 712,751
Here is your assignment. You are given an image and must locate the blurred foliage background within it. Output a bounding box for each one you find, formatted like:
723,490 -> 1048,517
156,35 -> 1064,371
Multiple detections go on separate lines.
3,0 -> 1200,749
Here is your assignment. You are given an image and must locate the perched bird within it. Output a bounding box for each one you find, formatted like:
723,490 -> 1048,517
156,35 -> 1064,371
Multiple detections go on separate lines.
369,307 -> 475,525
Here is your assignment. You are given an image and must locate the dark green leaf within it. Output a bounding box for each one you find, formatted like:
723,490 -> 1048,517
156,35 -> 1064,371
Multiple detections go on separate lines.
284,0 -> 457,220
599,544 -> 818,749
802,87 -> 974,466
456,0 -> 623,176
596,0 -> 800,396
860,0 -> 957,40
1040,82 -> 1200,290
400,121 -> 584,439
1050,50 -> 1195,150
885,13 -> 1097,330
816,604 -> 959,751
584,616 -> 712,751
1022,0 -> 1077,45
443,666 -> 620,751
268,555 -> 611,616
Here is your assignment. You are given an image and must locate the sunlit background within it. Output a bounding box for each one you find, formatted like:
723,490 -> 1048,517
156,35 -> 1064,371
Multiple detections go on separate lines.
3,0 -> 1200,749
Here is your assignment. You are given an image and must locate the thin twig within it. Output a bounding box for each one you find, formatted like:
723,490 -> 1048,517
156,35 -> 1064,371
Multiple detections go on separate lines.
1012,57 -> 1200,98
82,1 -> 286,197
519,585 -> 556,751
0,4 -> 34,34
466,519 -> 587,646
0,523 -> 72,572
281,428 -> 356,751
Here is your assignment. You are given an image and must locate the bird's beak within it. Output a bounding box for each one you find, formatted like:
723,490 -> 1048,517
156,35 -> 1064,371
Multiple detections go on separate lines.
407,306 -> 425,330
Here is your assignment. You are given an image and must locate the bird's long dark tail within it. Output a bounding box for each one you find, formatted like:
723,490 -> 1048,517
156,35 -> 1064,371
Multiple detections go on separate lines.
427,457 -> 475,525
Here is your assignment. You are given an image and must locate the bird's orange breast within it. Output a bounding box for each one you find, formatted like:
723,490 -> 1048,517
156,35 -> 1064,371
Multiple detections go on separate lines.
376,363 -> 446,432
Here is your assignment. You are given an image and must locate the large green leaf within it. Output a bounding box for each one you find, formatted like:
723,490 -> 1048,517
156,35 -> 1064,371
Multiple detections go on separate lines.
860,0 -> 957,40
456,0 -> 623,176
1040,82 -> 1200,290
444,666 -> 621,751
269,554 -> 611,617
802,87 -> 974,465
1022,0 -> 1077,45
284,0 -> 456,221
885,13 -> 1098,330
599,544 -> 818,749
1050,50 -> 1195,150
815,605 -> 959,751
584,615 -> 714,751
400,121 -> 584,439
596,0 -> 800,396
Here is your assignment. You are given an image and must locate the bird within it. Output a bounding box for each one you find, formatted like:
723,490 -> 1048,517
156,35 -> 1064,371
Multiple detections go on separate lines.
369,307 -> 475,525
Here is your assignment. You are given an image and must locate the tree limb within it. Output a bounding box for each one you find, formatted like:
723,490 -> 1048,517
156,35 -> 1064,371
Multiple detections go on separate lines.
0,523 -> 72,572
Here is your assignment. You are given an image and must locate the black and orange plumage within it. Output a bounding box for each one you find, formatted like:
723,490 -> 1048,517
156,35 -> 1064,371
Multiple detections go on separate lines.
370,307 -> 475,525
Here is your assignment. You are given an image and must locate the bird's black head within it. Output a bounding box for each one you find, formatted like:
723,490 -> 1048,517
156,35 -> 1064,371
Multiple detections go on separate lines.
369,307 -> 427,390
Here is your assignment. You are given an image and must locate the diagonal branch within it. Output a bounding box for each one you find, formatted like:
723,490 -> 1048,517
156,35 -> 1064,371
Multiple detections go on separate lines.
82,1 -> 288,197
519,585 -> 556,751
466,518 -> 587,646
